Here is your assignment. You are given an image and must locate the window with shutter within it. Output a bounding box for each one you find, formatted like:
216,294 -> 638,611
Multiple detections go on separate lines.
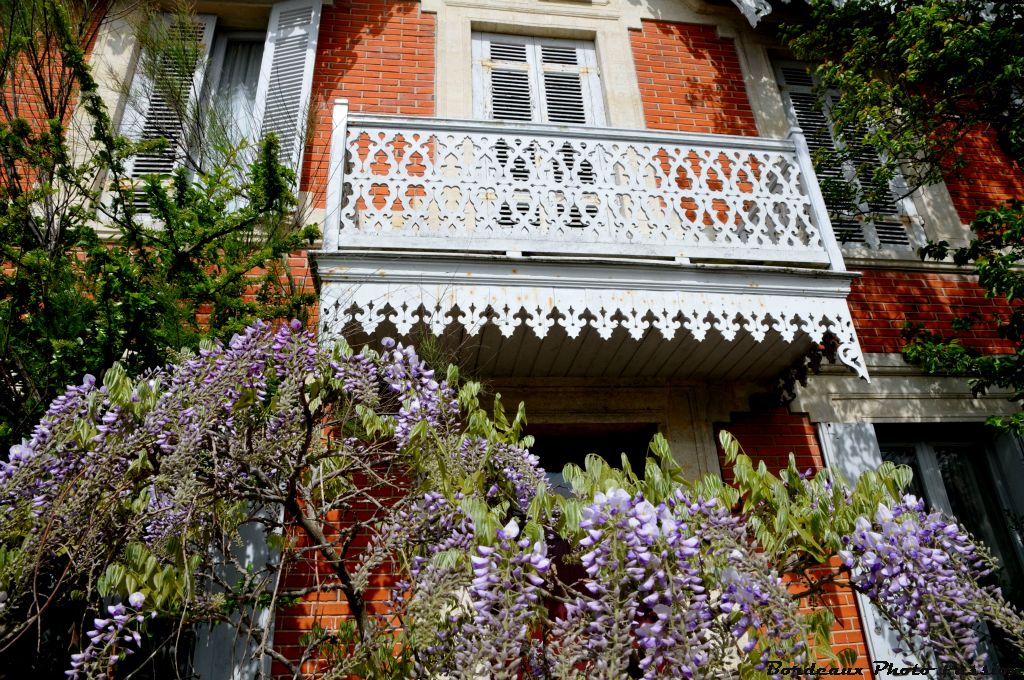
472,33 -> 606,126
118,0 -> 321,212
775,61 -> 915,250
252,0 -> 322,185
204,33 -> 265,159
472,34 -> 605,229
120,14 -> 217,209
876,427 -> 1024,672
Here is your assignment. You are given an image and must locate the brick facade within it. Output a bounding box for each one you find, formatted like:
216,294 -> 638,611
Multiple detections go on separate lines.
715,409 -> 874,676
38,0 -> 1021,675
302,0 -> 435,200
630,20 -> 759,136
944,126 -> 1024,223
848,269 -> 1017,355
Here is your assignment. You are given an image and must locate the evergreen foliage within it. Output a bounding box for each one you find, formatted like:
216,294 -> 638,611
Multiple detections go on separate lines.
0,0 -> 317,452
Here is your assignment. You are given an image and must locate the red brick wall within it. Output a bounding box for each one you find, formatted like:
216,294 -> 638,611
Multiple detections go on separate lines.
1,4 -> 104,129
715,408 -> 874,675
848,269 -> 1017,355
272,525 -> 399,678
944,126 -> 1024,223
302,0 -> 435,201
629,20 -> 758,136
272,470 -> 408,679
2,3 -> 105,195
715,407 -> 824,481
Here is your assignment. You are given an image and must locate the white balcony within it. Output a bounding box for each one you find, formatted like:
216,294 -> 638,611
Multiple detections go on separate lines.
316,100 -> 867,381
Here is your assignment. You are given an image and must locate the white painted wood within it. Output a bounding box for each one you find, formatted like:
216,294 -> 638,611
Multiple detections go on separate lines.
471,33 -> 490,120
474,33 -> 605,126
191,519 -> 277,680
775,60 -> 915,252
789,126 -> 846,273
323,98 -> 348,251
730,0 -> 774,26
253,0 -> 322,184
574,39 -> 607,127
817,422 -> 926,670
121,14 -> 217,179
316,254 -> 868,379
328,115 -> 840,266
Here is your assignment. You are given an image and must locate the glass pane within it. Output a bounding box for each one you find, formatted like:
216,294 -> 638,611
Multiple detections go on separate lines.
529,423 -> 658,498
214,39 -> 264,147
935,446 -> 1024,604
879,446 -> 928,502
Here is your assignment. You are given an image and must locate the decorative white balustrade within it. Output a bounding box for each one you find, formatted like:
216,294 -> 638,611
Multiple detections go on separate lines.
324,108 -> 843,268
317,101 -> 866,380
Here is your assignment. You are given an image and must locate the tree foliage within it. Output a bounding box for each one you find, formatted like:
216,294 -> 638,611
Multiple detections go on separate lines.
0,0 -> 317,452
1,323 -> 1022,678
779,1 -> 1024,429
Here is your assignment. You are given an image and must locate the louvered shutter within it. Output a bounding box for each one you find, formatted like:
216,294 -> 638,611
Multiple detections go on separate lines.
776,61 -> 910,248
842,134 -> 910,247
474,36 -> 537,122
537,41 -> 605,125
121,15 -> 217,180
253,0 -> 322,187
473,33 -> 605,126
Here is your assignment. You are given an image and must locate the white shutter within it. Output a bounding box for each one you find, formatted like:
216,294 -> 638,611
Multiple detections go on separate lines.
473,33 -> 605,126
817,423 -> 927,670
121,14 -> 217,180
253,0 -> 323,186
537,40 -> 605,126
776,61 -> 910,248
474,34 -> 539,122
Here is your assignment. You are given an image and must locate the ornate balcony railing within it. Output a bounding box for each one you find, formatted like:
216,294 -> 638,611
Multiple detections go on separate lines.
323,102 -> 844,269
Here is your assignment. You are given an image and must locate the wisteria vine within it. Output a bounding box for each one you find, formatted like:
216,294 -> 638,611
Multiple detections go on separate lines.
1,321 -> 1023,677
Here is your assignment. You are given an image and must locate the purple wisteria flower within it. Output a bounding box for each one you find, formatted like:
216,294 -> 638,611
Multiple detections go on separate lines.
552,488 -> 806,678
458,519 -> 551,679
840,495 -> 1024,671
66,593 -> 149,679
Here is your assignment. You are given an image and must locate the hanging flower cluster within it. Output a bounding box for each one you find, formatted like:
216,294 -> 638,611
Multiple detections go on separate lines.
379,337 -> 459,449
457,436 -> 548,512
66,592 -> 150,679
840,495 -> 1024,670
551,489 -> 804,679
460,519 -> 552,679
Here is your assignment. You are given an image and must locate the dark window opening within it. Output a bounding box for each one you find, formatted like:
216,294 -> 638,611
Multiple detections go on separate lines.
876,424 -> 1024,676
527,422 -> 659,496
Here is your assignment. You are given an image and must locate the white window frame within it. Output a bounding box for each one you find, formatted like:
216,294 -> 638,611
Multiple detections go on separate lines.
877,433 -> 1024,677
201,31 -> 267,167
471,32 -> 607,126
821,422 -> 1024,672
116,0 -> 321,210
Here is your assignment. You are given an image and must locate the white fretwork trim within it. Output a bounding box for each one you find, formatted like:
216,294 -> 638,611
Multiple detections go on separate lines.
318,258 -> 868,380
330,115 -> 841,268
731,0 -> 778,26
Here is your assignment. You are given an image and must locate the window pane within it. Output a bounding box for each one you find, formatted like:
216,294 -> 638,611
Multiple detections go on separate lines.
528,423 -> 658,497
215,39 -> 264,145
879,446 -> 928,502
935,446 -> 1024,603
